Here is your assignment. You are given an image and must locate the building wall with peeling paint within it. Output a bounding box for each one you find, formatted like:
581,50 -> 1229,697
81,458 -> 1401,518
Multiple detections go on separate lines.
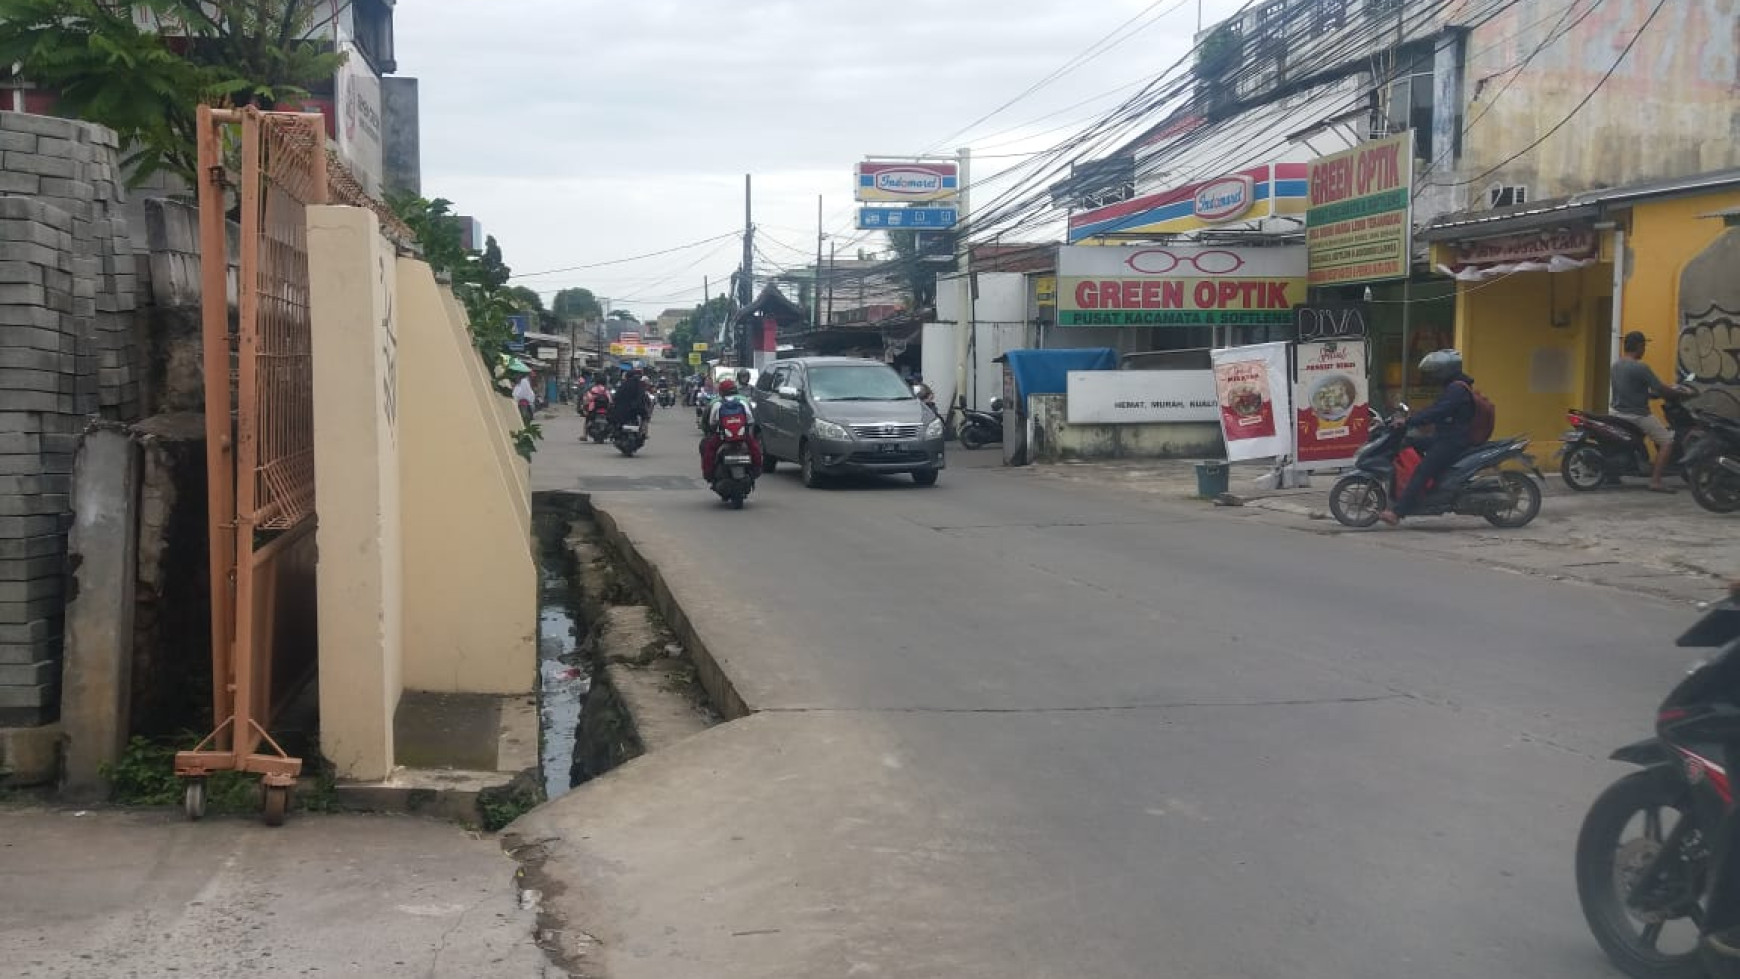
1449,0 -> 1740,203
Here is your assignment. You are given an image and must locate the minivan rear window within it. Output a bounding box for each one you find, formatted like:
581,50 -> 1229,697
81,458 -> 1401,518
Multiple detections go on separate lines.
807,365 -> 915,402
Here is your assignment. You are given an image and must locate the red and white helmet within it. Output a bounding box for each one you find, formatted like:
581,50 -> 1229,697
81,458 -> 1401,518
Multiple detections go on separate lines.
717,378 -> 739,396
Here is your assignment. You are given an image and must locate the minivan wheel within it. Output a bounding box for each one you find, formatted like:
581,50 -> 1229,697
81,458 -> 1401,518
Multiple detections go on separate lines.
911,469 -> 939,487
799,442 -> 824,488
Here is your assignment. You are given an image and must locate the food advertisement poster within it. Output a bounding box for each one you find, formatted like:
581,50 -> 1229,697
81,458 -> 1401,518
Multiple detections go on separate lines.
1294,340 -> 1370,467
1210,342 -> 1292,461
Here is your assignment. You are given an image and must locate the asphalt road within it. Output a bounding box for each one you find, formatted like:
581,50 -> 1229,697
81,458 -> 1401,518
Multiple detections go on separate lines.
524,406 -> 1702,979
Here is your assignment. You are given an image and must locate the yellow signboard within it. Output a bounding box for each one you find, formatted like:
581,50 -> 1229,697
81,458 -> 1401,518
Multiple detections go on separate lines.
692,342 -> 709,352
608,343 -> 625,355
687,352 -> 702,365
1306,131 -> 1414,287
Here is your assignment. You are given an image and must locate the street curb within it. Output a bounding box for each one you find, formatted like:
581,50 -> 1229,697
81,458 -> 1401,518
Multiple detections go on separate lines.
587,504 -> 753,722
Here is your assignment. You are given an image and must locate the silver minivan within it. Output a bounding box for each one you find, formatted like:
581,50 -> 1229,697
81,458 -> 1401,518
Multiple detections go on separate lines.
753,357 -> 946,487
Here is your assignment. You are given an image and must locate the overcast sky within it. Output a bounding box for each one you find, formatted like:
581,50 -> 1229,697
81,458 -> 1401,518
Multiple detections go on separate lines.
396,0 -> 1249,319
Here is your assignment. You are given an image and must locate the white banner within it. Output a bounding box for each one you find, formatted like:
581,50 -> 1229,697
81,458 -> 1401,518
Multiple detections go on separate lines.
1066,371 -> 1219,424
1210,342 -> 1293,462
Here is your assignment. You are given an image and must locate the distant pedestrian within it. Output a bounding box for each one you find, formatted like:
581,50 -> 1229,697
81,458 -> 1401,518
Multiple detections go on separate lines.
512,369 -> 536,425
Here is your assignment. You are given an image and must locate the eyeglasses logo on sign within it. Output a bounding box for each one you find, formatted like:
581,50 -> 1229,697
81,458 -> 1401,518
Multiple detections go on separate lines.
1124,249 -> 1247,276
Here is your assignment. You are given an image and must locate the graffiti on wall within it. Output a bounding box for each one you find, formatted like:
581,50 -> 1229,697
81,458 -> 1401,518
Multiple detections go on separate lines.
1680,306 -> 1740,386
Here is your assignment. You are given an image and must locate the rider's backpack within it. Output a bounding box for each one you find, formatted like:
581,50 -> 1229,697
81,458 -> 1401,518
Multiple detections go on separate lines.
716,397 -> 751,435
1456,380 -> 1496,445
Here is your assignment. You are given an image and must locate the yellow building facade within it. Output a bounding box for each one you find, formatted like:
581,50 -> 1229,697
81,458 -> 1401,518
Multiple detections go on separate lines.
1424,170 -> 1740,446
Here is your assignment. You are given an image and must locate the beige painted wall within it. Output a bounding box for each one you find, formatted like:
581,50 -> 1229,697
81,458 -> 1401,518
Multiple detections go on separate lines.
308,205 -> 403,781
397,257 -> 536,694
1460,0 -> 1740,199
439,285 -> 532,510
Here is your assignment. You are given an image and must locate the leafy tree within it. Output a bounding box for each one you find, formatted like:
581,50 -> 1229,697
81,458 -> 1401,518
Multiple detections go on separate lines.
551,287 -> 602,322
506,286 -> 544,313
608,308 -> 639,322
886,230 -> 939,311
0,0 -> 347,185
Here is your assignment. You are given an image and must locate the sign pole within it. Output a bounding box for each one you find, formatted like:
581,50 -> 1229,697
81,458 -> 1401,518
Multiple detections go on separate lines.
814,195 -> 824,329
952,147 -> 972,414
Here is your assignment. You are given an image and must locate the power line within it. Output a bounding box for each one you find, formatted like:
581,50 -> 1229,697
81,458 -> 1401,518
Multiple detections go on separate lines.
509,231 -> 740,279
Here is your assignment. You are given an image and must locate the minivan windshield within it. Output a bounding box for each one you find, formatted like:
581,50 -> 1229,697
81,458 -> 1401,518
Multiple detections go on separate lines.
807,365 -> 916,402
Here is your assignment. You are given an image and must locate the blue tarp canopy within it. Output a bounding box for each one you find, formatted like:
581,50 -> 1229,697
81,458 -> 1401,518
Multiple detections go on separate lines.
999,348 -> 1118,407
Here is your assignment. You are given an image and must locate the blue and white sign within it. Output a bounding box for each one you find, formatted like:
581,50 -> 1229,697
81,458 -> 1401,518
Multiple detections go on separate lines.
505,313 -> 530,352
857,207 -> 959,230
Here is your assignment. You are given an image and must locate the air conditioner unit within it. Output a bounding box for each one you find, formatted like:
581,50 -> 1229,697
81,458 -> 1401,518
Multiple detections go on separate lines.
1487,184 -> 1529,208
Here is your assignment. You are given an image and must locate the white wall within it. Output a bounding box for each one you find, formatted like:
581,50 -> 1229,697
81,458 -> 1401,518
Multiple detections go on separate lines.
932,272 -> 1032,411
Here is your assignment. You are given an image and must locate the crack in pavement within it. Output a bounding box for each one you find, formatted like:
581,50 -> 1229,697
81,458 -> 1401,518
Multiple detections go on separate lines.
756,693 -> 1409,714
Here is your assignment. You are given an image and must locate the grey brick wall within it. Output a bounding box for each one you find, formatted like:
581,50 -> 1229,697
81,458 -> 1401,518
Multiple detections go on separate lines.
0,112 -> 138,727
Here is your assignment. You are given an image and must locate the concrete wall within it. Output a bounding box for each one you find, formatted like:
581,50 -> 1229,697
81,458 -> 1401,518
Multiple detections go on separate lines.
1028,394 -> 1223,463
0,112 -> 139,729
308,205 -> 403,781
1458,1 -> 1740,201
397,257 -> 535,695
1623,188 -> 1740,409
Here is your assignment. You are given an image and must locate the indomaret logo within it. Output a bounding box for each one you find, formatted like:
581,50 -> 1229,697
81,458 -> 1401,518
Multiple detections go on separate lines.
875,169 -> 946,194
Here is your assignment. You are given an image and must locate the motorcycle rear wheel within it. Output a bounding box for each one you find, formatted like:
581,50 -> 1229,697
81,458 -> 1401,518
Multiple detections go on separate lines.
1689,459 -> 1740,514
959,425 -> 988,450
1483,472 -> 1542,528
1575,767 -> 1708,979
1328,475 -> 1387,528
1561,445 -> 1607,491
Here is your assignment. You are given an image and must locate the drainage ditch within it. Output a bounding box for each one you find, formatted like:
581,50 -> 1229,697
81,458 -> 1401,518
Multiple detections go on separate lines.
531,491 -> 719,802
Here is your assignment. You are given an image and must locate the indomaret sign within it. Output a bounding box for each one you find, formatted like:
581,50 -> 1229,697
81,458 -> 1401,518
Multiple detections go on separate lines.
1306,132 -> 1414,287
1056,244 -> 1308,327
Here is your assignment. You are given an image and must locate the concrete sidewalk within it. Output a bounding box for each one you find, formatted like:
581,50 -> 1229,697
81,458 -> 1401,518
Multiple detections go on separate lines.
1029,458 -> 1737,604
0,806 -> 557,978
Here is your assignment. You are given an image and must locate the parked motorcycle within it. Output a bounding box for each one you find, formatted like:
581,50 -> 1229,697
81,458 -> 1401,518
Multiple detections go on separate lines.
1685,410 -> 1740,514
708,405 -> 759,510
957,398 -> 1005,450
1327,406 -> 1543,529
1559,389 -> 1700,491
1575,584 -> 1740,979
612,416 -> 648,457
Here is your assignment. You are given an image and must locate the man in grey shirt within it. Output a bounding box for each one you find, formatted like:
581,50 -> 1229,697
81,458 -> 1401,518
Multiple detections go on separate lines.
1611,330 -> 1678,492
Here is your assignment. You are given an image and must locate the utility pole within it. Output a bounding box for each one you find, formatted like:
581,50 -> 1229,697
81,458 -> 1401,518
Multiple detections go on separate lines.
825,241 -> 836,328
951,147 -> 973,413
813,195 -> 824,329
738,174 -> 754,367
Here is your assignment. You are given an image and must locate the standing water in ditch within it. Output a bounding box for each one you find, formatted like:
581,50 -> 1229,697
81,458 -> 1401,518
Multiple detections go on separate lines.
534,499 -> 590,801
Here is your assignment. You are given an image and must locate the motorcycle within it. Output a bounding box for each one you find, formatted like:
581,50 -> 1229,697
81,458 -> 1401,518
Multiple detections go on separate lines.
1575,584 -> 1740,979
708,407 -> 759,510
1558,388 -> 1700,491
658,387 -> 676,408
612,415 -> 648,457
957,398 -> 1005,450
1327,405 -> 1543,529
583,404 -> 613,444
695,392 -> 717,432
1685,410 -> 1740,514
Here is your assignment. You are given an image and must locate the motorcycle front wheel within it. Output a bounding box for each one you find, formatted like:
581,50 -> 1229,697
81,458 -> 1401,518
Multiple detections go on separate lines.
1576,767 -> 1708,979
959,424 -> 988,450
1328,474 -> 1387,528
1483,472 -> 1542,528
1561,445 -> 1607,491
1690,459 -> 1740,514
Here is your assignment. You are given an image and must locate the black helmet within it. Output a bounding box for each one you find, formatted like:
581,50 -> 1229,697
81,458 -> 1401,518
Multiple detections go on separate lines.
1418,349 -> 1463,384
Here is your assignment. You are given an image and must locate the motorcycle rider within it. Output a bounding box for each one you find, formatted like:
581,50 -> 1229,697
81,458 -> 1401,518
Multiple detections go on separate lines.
1612,330 -> 1681,493
1379,350 -> 1479,526
699,377 -> 763,481
581,376 -> 612,420
609,368 -> 653,439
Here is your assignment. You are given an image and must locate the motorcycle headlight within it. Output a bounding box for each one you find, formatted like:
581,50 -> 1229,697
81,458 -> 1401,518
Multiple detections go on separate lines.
925,417 -> 944,439
813,418 -> 850,441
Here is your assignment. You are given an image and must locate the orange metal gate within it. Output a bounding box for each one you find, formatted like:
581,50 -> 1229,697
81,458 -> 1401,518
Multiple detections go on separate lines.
175,105 -> 405,824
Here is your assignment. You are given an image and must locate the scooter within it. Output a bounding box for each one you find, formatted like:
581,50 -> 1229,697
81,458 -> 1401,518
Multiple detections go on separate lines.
1327,406 -> 1543,529
708,407 -> 759,510
1575,584 -> 1740,979
1559,388 -> 1700,491
612,415 -> 648,457
583,404 -> 613,444
1685,410 -> 1740,514
957,398 -> 1005,450
658,387 -> 676,408
695,392 -> 716,432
